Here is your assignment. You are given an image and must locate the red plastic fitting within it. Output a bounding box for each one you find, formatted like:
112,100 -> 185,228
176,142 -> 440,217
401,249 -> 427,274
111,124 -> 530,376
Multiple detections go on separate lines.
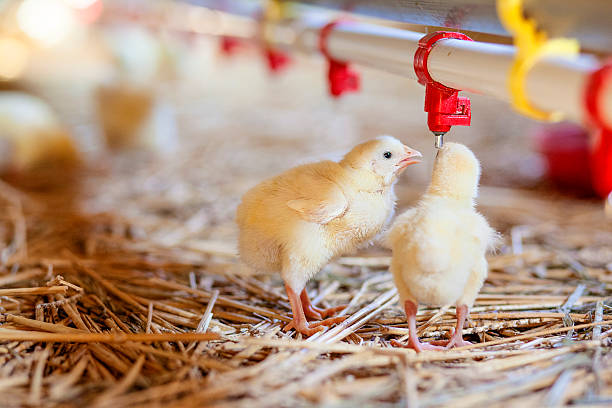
584,62 -> 612,198
414,32 -> 473,134
265,47 -> 291,73
256,9 -> 291,74
585,62 -> 612,133
220,36 -> 242,56
319,19 -> 360,98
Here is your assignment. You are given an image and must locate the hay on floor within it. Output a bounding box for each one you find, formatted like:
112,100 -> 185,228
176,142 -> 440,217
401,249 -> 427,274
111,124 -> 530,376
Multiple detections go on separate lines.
0,165 -> 610,407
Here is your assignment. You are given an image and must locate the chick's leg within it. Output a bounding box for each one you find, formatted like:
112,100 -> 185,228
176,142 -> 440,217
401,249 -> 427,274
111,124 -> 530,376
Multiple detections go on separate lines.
442,304 -> 472,348
300,289 -> 347,320
283,284 -> 345,336
283,284 -> 324,336
391,300 -> 444,352
438,259 -> 486,348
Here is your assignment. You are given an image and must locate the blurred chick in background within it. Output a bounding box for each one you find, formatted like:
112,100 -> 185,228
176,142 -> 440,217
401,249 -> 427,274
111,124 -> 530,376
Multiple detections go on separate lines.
96,25 -> 179,153
388,143 -> 497,352
0,92 -> 77,172
95,84 -> 177,152
237,136 -> 422,336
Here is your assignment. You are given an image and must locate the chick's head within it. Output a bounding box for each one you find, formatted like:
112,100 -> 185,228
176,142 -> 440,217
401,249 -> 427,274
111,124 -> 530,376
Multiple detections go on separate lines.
429,142 -> 481,200
341,135 -> 422,184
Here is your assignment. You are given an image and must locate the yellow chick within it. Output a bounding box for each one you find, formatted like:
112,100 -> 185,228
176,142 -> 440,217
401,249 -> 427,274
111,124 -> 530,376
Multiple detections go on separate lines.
0,92 -> 77,172
237,136 -> 422,336
95,84 -> 177,152
388,143 -> 497,352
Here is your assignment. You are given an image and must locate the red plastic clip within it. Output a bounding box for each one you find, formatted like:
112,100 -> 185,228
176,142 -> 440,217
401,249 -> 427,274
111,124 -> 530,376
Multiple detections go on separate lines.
585,62 -> 612,133
220,36 -> 242,56
319,20 -> 360,98
414,32 -> 473,134
264,48 -> 291,73
256,7 -> 291,74
584,62 -> 612,197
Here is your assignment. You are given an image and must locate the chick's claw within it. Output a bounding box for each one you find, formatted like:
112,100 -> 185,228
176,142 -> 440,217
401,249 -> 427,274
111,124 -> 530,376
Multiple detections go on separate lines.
283,315 -> 347,337
319,305 -> 348,318
302,306 -> 323,320
308,315 -> 347,327
303,304 -> 347,320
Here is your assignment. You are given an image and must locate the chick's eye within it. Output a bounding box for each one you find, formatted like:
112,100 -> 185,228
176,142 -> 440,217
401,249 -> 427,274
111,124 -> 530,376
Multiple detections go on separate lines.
383,151 -> 392,159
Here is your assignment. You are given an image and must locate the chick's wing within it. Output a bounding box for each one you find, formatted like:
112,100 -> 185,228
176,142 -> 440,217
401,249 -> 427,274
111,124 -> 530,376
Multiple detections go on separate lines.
287,183 -> 347,224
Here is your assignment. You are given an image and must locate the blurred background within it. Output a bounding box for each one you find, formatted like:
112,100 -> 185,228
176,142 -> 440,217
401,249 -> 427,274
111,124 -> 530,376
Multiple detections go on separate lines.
0,0 -> 607,246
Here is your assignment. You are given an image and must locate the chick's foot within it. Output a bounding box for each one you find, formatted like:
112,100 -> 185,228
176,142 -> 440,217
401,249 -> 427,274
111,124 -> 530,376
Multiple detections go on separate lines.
431,304 -> 472,349
393,300 -> 445,352
303,304 -> 347,320
430,329 -> 472,348
283,320 -> 325,336
283,315 -> 346,336
308,315 -> 347,327
284,285 -> 347,336
302,305 -> 323,320
446,336 -> 472,348
300,289 -> 347,320
391,339 -> 445,352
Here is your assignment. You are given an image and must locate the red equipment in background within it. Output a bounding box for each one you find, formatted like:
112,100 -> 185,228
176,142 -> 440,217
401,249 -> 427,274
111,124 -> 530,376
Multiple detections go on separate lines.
584,62 -> 612,198
533,63 -> 611,198
318,20 -> 360,98
535,123 -> 594,195
264,48 -> 291,73
219,36 -> 243,56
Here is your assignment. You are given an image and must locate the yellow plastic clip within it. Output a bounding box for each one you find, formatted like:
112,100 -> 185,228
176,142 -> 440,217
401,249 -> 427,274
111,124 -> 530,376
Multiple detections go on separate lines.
264,0 -> 282,21
497,0 -> 579,121
262,0 -> 291,45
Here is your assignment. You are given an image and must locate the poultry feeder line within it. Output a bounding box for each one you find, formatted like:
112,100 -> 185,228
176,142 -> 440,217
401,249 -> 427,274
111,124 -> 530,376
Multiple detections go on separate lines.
120,4 -> 612,130
292,0 -> 612,53
184,2 -> 611,127
263,19 -> 611,127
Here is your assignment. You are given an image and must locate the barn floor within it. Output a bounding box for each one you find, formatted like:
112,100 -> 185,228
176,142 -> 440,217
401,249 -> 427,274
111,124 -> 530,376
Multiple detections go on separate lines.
1,50 -> 612,407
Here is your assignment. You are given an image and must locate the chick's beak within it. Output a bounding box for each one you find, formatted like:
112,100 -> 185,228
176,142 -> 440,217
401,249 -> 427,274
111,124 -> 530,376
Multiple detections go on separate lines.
398,146 -> 423,169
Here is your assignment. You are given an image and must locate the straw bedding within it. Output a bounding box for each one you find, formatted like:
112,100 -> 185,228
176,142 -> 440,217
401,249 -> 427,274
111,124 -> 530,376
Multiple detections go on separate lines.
0,162 -> 610,408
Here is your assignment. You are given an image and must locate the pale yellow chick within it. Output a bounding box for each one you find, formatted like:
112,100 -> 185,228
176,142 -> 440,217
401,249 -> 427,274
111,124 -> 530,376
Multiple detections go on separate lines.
237,136 -> 422,336
0,92 -> 77,172
95,84 -> 177,153
388,143 -> 497,352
